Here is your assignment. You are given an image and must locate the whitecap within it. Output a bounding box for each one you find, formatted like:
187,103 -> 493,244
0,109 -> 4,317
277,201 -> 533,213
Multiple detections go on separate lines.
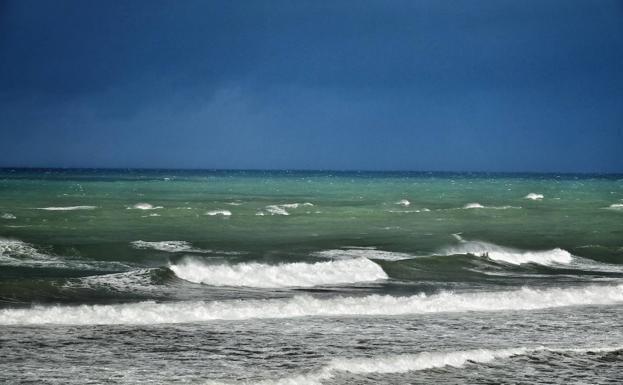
36,206 -> 97,211
395,199 -> 410,206
128,203 -> 163,210
2,284 -> 622,325
524,193 -> 544,200
606,203 -> 623,210
170,257 -> 387,288
205,210 -> 232,216
1,213 -> 16,219
463,203 -> 484,209
258,203 -> 314,216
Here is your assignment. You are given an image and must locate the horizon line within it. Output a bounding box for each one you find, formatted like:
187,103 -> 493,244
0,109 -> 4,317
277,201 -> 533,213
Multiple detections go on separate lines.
1,166 -> 622,176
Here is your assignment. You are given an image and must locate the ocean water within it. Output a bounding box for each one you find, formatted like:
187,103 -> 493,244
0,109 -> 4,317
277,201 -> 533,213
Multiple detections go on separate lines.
1,169 -> 622,384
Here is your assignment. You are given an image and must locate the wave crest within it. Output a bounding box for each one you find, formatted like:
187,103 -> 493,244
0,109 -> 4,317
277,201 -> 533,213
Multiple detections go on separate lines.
442,239 -> 573,266
169,257 -> 387,288
2,284 -> 622,325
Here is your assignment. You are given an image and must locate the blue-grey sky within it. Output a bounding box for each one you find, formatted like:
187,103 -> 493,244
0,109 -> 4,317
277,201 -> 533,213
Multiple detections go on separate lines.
1,0 -> 622,172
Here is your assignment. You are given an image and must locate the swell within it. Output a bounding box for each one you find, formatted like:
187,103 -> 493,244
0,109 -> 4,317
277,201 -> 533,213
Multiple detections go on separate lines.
209,346 -> 623,385
2,284 -> 622,325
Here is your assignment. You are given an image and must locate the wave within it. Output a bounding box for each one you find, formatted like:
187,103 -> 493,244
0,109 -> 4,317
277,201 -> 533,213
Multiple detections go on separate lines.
606,203 -> 623,210
524,193 -> 544,200
2,284 -> 622,325
36,206 -> 97,211
131,240 -> 210,253
395,199 -> 410,206
443,236 -> 623,273
0,238 -> 128,270
169,257 -> 387,288
1,213 -> 16,219
314,248 -> 416,261
128,203 -> 163,210
442,237 -> 573,266
210,346 -> 623,385
205,210 -> 232,216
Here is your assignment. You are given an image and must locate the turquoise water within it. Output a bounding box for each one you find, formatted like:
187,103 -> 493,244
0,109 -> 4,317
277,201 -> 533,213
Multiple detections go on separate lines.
1,169 -> 622,383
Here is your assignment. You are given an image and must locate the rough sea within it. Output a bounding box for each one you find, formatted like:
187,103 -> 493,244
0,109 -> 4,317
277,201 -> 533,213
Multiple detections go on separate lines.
1,169 -> 622,384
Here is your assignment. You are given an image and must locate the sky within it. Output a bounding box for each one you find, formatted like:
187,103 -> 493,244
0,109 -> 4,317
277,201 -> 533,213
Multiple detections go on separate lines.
1,0 -> 622,172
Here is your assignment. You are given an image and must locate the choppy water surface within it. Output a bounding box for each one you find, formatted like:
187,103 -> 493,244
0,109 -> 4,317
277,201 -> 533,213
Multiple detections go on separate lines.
1,169 -> 622,384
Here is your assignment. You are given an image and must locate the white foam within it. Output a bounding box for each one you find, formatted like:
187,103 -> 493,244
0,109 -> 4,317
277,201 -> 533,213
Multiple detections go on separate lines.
606,203 -> 623,210
170,258 -> 387,288
1,213 -> 16,219
4,284 -> 622,325
206,210 -> 232,216
263,205 -> 290,216
314,248 -> 416,261
129,203 -> 163,210
131,240 -> 209,253
525,193 -> 544,200
395,199 -> 411,206
36,206 -> 97,211
442,239 -> 573,266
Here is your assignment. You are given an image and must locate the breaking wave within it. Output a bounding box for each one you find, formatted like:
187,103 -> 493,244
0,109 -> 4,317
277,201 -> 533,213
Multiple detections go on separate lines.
2,284 -> 622,325
170,257 -> 387,288
1,213 -> 16,219
606,203 -> 623,210
395,199 -> 410,206
442,236 -> 573,266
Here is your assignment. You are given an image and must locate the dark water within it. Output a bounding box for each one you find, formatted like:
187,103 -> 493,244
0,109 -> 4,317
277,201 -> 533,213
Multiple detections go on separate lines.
1,169 -> 622,384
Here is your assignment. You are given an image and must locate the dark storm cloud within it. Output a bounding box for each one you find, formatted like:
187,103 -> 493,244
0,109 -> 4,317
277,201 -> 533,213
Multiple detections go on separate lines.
1,0 -> 622,171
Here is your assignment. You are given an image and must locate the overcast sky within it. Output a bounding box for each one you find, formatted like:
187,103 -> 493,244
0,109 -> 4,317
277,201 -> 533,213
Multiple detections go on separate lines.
1,0 -> 622,172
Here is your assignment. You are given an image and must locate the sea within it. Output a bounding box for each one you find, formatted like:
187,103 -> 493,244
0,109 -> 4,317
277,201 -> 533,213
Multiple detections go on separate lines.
1,169 -> 622,384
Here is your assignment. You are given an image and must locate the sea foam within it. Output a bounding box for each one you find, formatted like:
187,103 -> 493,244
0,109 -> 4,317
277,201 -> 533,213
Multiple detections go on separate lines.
524,193 -> 544,200
170,257 -> 387,288
2,284 -> 622,325
131,240 -> 209,253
